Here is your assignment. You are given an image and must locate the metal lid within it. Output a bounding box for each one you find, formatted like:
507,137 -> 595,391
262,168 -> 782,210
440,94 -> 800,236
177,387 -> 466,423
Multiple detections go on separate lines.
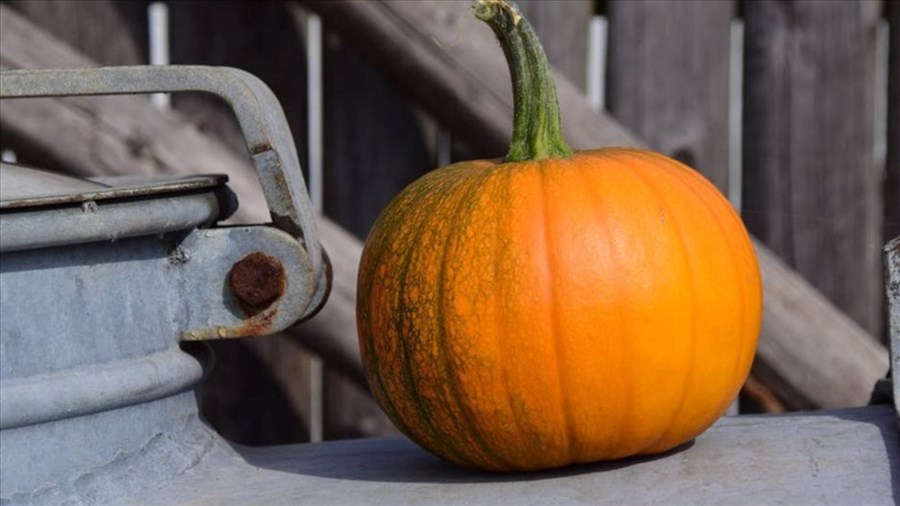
1,66 -> 328,320
0,162 -> 234,252
0,162 -> 227,210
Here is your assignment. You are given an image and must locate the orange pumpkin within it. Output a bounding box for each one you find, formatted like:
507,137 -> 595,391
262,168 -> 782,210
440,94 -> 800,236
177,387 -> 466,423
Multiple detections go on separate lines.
356,0 -> 761,472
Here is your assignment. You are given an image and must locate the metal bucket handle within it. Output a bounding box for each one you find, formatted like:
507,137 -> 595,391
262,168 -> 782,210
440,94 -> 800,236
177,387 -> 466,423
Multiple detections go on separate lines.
0,65 -> 329,318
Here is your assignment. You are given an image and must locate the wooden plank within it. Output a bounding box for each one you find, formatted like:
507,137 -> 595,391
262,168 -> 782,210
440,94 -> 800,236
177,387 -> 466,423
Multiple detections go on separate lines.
0,0 -> 149,171
752,243 -> 889,409
742,0 -> 884,338
887,0 -> 900,244
606,0 -> 733,192
315,20 -> 433,238
517,0 -> 591,90
6,0 -> 148,66
303,0 -> 639,161
167,1 -> 309,161
0,4 -> 395,440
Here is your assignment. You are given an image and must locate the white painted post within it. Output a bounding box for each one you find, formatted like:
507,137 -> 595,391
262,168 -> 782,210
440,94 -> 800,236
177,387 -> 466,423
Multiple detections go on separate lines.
148,2 -> 170,110
728,19 -> 743,212
306,12 -> 325,444
874,20 -> 889,176
586,16 -> 607,111
724,18 -> 745,416
307,14 -> 324,215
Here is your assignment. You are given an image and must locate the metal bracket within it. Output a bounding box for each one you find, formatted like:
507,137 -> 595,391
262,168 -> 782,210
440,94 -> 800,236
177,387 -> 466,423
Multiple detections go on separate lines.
173,226 -> 315,341
0,65 -> 329,321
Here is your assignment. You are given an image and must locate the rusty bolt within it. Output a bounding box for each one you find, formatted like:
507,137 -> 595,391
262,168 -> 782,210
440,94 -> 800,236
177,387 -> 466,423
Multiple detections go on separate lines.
229,252 -> 286,315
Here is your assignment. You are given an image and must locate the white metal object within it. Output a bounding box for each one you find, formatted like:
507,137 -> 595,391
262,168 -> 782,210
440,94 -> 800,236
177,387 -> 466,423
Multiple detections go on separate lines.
307,14 -> 324,215
728,19 -> 744,211
306,13 -> 326,444
586,16 -> 606,111
874,21 -> 889,173
148,2 -> 170,109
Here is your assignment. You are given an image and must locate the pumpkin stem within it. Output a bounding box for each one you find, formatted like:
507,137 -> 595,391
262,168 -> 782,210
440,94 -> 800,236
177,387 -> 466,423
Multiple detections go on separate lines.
474,0 -> 573,162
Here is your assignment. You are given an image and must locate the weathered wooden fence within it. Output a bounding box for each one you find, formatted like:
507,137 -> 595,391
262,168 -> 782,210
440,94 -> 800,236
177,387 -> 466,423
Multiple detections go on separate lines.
0,0 -> 895,443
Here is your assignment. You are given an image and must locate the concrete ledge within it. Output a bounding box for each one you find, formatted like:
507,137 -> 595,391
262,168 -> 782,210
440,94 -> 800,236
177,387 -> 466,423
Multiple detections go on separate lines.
146,405 -> 898,505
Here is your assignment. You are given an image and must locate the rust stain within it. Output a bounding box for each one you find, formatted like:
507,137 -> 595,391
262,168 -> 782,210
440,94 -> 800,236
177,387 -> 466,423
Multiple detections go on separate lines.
232,305 -> 279,336
229,252 -> 286,316
179,305 -> 281,341
178,252 -> 286,341
250,142 -> 273,155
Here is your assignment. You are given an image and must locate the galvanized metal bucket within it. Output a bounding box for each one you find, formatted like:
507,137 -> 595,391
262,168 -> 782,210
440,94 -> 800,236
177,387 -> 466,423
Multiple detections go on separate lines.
0,66 -> 329,503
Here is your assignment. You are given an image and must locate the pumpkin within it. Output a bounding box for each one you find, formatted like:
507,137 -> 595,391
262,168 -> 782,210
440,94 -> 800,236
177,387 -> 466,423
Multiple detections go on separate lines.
356,0 -> 762,472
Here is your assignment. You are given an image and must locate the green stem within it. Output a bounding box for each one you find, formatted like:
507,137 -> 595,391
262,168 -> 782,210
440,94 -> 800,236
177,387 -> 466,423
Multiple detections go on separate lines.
474,0 -> 573,162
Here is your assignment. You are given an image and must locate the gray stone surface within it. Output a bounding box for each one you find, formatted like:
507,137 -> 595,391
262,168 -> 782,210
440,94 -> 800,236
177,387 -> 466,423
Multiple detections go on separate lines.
146,406 -> 898,506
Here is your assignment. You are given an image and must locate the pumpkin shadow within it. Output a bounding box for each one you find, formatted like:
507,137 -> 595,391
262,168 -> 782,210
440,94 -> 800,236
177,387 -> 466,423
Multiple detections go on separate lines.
234,437 -> 694,484
232,406 -> 899,499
